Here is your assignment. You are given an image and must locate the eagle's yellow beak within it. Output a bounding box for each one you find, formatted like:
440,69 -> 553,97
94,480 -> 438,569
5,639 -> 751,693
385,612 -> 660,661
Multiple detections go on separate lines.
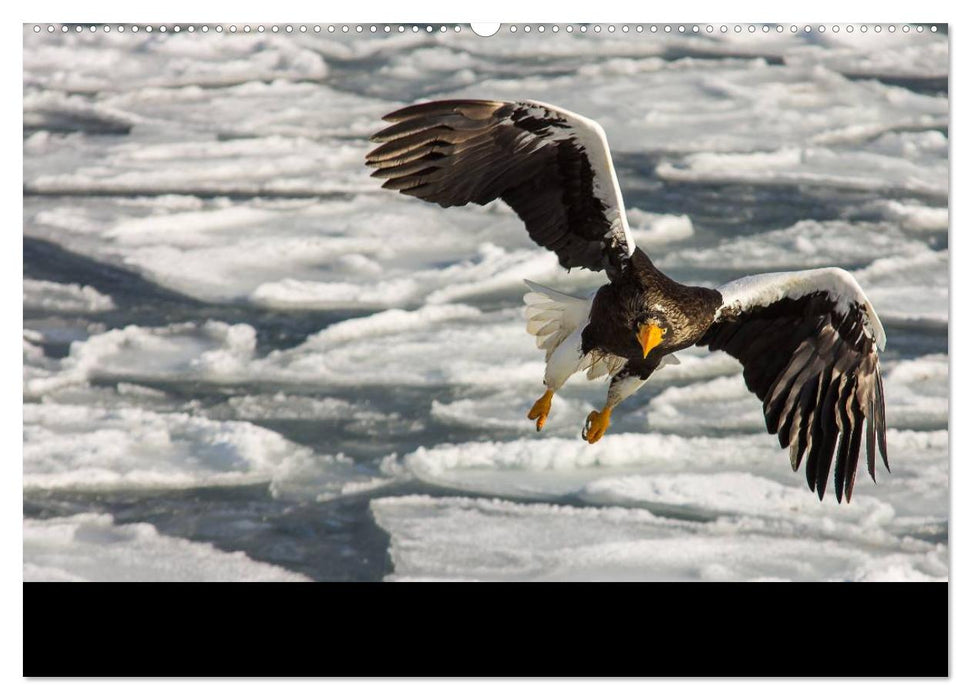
637,323 -> 665,359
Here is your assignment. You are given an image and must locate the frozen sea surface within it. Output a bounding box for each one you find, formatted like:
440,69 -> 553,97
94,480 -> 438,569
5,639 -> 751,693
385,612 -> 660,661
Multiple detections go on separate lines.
23,25 -> 948,581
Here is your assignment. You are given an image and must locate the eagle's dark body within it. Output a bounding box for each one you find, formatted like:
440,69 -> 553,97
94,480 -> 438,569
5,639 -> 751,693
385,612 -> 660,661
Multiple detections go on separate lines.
582,248 -> 722,369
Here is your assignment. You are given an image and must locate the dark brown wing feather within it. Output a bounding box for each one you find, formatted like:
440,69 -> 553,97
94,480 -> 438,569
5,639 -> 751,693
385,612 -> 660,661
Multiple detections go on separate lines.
698,291 -> 889,503
366,99 -> 632,278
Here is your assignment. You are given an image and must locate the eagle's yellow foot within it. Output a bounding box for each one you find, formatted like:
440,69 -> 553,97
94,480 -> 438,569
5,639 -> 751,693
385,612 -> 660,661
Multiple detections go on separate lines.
582,408 -> 612,444
527,389 -> 554,431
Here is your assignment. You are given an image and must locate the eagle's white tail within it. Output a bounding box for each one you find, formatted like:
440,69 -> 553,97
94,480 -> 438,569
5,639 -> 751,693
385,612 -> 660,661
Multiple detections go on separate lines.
523,280 -> 625,381
523,280 -> 592,362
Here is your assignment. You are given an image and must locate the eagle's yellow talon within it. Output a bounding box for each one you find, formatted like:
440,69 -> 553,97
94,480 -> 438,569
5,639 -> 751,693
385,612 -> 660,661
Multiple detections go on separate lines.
527,389 -> 554,431
583,409 -> 612,444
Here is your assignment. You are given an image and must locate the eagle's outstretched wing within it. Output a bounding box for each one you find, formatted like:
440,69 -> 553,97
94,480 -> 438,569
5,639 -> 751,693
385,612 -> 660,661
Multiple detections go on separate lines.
698,268 -> 889,503
366,99 -> 635,279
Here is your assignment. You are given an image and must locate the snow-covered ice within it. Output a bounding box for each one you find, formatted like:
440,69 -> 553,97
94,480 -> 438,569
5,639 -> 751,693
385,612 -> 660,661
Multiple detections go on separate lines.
23,278 -> 115,313
370,494 -> 946,582
24,513 -> 310,582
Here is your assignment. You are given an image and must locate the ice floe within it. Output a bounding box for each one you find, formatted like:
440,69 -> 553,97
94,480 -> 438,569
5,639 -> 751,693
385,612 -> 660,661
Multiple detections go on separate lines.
24,513 -> 310,582
854,249 -> 949,326
22,401 -> 377,500
658,219 -> 933,271
656,131 -> 947,198
382,424 -> 946,509
25,32 -> 328,92
371,495 -> 946,581
23,278 -> 115,314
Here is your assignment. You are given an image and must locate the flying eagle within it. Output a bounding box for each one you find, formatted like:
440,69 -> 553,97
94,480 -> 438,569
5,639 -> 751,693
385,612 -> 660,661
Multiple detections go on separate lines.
366,99 -> 889,502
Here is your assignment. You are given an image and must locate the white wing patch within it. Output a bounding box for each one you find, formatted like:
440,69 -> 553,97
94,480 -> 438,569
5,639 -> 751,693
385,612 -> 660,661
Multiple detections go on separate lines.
523,280 -> 593,361
715,267 -> 887,351
522,100 -> 637,256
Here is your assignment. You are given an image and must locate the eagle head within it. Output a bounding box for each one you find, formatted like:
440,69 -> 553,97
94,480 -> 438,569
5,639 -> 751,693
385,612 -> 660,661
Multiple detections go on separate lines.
634,313 -> 669,359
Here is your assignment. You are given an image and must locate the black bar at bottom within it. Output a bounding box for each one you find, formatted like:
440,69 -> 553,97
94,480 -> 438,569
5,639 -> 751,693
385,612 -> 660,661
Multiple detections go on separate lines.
24,582 -> 947,677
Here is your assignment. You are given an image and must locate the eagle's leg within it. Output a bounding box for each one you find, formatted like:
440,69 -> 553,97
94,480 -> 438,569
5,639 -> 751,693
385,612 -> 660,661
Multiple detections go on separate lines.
528,328 -> 585,431
582,407 -> 612,444
583,371 -> 649,444
527,390 -> 554,431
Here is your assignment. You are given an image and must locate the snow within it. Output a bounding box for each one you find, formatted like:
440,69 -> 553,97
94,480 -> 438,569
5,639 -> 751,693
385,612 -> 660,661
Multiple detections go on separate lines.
24,278 -> 115,313
626,209 -> 695,246
23,402 -> 356,495
855,250 -> 949,326
659,220 -> 933,271
371,495 -> 946,582
863,200 -> 949,233
24,513 -> 310,582
655,132 -> 947,198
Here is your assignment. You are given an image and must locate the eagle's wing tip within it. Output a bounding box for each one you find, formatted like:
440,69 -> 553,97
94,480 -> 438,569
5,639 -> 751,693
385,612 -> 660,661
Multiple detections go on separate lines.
380,106 -> 413,122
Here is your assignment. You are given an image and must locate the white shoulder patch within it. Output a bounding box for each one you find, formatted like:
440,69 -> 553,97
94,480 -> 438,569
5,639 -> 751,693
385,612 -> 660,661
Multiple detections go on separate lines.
715,267 -> 887,351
